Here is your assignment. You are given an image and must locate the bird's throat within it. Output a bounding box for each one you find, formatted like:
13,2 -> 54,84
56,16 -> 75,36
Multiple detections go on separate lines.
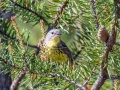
46,36 -> 60,48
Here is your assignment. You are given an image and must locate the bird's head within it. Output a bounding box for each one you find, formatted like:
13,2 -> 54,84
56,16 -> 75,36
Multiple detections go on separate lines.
45,29 -> 61,44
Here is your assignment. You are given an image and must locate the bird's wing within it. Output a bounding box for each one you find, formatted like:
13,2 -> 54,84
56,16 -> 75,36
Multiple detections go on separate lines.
57,40 -> 73,66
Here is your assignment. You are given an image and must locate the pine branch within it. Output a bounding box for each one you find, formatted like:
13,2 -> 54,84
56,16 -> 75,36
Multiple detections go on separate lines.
91,25 -> 116,90
0,28 -> 15,39
73,47 -> 84,60
0,57 -> 21,70
83,65 -> 97,86
10,55 -> 27,90
114,42 -> 120,46
110,75 -> 120,80
91,1 -> 118,89
10,16 -> 28,90
0,31 -> 38,49
10,71 -> 26,90
26,81 -> 47,90
90,0 -> 99,29
90,0 -> 120,48
10,0 -> 48,24
57,12 -> 83,28
28,72 -> 86,90
46,72 -> 86,90
52,0 -> 69,27
73,51 -> 81,60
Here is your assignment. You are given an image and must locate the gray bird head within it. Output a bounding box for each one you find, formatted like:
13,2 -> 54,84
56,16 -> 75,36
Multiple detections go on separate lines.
45,29 -> 61,41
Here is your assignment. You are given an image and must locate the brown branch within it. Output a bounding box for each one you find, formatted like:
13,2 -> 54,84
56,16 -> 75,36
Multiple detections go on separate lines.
90,0 -> 99,29
10,0 -> 48,24
52,0 -> 69,27
91,13 -> 117,90
10,17 -> 28,90
91,25 -> 116,90
0,57 -> 21,70
91,0 -> 119,89
110,75 -> 120,80
10,71 -> 26,90
10,55 -> 27,90
0,31 -> 38,49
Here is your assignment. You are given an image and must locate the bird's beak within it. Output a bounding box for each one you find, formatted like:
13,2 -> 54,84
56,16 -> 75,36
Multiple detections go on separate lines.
57,33 -> 61,35
56,32 -> 61,35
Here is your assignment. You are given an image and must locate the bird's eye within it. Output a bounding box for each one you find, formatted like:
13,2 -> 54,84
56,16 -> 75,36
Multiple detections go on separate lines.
51,32 -> 54,34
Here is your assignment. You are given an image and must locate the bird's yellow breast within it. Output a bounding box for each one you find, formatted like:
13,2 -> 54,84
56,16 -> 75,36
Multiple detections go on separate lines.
44,37 -> 68,62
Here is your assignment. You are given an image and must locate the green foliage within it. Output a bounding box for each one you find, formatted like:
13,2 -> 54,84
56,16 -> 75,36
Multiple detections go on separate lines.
0,0 -> 120,90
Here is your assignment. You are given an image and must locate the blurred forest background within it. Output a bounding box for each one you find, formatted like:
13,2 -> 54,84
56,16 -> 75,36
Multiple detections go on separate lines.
0,0 -> 120,90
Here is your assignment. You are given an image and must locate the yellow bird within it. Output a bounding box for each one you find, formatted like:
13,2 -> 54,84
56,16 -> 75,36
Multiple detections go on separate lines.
43,29 -> 73,68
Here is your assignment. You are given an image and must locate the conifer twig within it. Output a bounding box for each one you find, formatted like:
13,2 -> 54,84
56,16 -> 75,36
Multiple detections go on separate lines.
110,75 -> 120,79
10,71 -> 26,90
83,66 -> 97,86
10,16 -> 27,90
52,0 -> 69,27
90,0 -> 99,29
114,79 -> 118,90
27,72 -> 86,90
46,72 -> 86,90
0,57 -> 21,70
90,0 -> 120,47
11,16 -> 24,51
91,1 -> 118,89
26,0 -> 28,7
91,24 -> 116,90
10,0 -> 48,24
34,20 -> 46,55
40,20 -> 46,38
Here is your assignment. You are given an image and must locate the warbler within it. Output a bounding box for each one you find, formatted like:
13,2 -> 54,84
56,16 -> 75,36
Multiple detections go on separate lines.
43,29 -> 73,67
